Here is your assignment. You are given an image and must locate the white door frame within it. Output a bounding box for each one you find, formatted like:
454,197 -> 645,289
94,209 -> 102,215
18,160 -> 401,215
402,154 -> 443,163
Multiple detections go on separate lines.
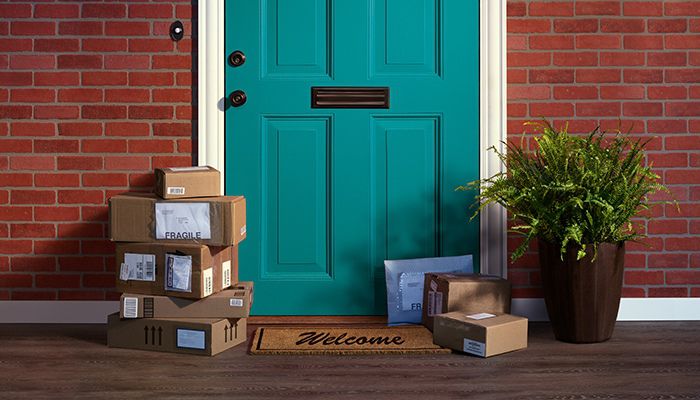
197,0 -> 508,277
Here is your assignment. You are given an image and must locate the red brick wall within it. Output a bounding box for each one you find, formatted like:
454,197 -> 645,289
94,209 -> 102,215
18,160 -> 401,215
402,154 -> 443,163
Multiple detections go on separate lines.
507,0 -> 700,298
0,1 -> 193,300
1,1 -> 698,301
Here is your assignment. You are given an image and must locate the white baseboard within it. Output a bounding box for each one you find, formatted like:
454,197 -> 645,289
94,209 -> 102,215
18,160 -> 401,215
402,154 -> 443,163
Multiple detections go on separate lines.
0,298 -> 698,323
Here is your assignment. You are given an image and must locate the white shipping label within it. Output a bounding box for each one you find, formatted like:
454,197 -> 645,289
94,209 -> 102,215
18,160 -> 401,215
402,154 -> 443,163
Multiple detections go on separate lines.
122,253 -> 156,282
466,312 -> 496,320
229,298 -> 244,307
123,297 -> 138,319
463,338 -> 486,357
155,203 -> 211,240
176,329 -> 206,350
119,263 -> 129,281
222,260 -> 231,288
399,272 -> 424,312
167,186 -> 186,195
169,166 -> 210,172
165,254 -> 192,292
203,267 -> 213,297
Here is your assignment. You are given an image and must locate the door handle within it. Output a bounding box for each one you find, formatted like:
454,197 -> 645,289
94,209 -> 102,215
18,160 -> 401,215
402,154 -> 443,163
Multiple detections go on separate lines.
229,90 -> 247,107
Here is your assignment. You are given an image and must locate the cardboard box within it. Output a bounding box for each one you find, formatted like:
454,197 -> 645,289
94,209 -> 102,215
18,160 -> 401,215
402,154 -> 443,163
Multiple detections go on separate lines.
155,166 -> 221,199
422,273 -> 512,331
433,312 -> 528,357
109,192 -> 246,246
120,281 -> 253,319
107,313 -> 246,356
115,242 -> 238,299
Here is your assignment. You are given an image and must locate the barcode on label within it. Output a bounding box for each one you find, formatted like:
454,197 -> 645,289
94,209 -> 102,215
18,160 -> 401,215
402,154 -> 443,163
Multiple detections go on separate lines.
167,187 -> 185,195
203,268 -> 213,297
123,297 -> 138,319
145,261 -> 154,280
229,298 -> 244,307
222,260 -> 231,288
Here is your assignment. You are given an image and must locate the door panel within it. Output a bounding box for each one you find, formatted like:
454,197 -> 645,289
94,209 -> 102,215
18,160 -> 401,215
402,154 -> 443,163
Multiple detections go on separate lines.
226,0 -> 479,315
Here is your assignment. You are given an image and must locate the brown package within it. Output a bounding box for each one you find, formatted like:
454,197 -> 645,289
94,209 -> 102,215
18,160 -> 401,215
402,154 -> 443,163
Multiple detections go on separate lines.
115,243 -> 238,299
120,281 -> 253,319
107,313 -> 246,356
433,312 -> 528,358
154,166 -> 221,199
422,273 -> 512,331
109,192 -> 246,246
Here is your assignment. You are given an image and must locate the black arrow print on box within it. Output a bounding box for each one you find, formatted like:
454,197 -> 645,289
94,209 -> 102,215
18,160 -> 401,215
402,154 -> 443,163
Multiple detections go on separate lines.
151,327 -> 156,345
144,326 -> 149,344
224,326 -> 228,343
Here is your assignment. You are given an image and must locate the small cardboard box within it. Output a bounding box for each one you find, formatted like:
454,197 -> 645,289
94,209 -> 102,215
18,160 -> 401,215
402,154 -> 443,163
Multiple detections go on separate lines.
120,281 -> 253,319
115,242 -> 237,299
155,166 -> 221,199
433,312 -> 528,358
109,192 -> 246,246
107,313 -> 246,356
422,273 -> 512,331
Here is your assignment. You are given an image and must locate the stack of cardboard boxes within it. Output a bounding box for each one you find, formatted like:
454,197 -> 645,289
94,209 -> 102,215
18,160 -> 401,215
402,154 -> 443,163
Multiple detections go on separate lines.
421,273 -> 529,358
106,166 -> 253,356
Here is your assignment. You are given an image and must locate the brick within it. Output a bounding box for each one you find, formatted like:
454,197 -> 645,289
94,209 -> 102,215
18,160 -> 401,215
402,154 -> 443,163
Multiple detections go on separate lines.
648,253 -> 689,268
577,34 -> 621,49
152,156 -> 192,169
0,4 -> 31,18
58,190 -> 104,205
153,123 -> 191,137
648,52 -> 687,66
81,239 -> 115,255
627,237 -> 664,252
81,71 -> 127,87
10,89 -> 56,103
692,19 -> 700,32
129,4 -> 173,18
624,69 -> 663,83
0,106 -> 32,119
10,156 -> 54,171
128,106 -> 173,120
36,274 -> 80,289
577,102 -> 622,117
128,38 -> 174,52
623,35 -> 663,50
691,87 -> 700,98
0,140 -> 32,153
81,206 -> 109,223
58,89 -> 102,103
81,139 -> 127,153
624,270 -> 664,285
59,256 -> 104,272
129,172 -> 156,188
9,55 -> 55,70
57,223 -> 104,238
105,21 -> 150,36
554,19 -> 598,33
11,190 -> 55,205
667,69 -> 700,83
82,38 -> 127,52
621,287 -> 646,297
127,139 -> 173,153
0,39 -> 33,53
81,106 -> 126,120
11,21 -> 55,36
57,55 -> 102,69
129,72 -> 174,86
35,206 -> 80,221
176,106 -> 192,120
34,39 -> 80,53
10,223 -> 55,239
34,139 -> 80,153
104,55 -> 150,70
176,72 -> 192,87
649,287 -> 688,297
648,18 -> 688,33
82,173 -> 127,187
508,19 -> 551,33
34,4 -> 79,18
691,52 -> 700,66
600,85 -> 644,99
647,119 -> 687,134
82,3 -> 126,18
601,51 -> 645,66
105,122 -> 150,137
105,156 -> 151,171
649,219 -> 688,234
11,291 -> 57,300
666,203 -> 700,217
529,1 -> 573,16
35,72 -> 79,87
12,256 -> 56,272
177,140 -> 192,154
153,89 -> 192,103
0,173 -> 32,186
624,1 -> 663,16
0,72 -> 32,86
601,18 -> 645,33
0,239 -> 33,254
529,102 -> 574,117
105,89 -> 149,103
57,156 -> 103,171
59,21 -> 103,36
59,290 -> 104,300
58,123 -> 102,137
529,69 -> 574,83
530,35 -> 574,50
623,102 -> 663,117
648,86 -> 688,99
666,2 -> 700,16
176,4 -> 192,19
0,274 -> 32,288
666,35 -> 700,49
577,69 -> 621,83
34,106 -> 79,120
507,1 -> 526,17
667,102 -> 700,116
509,85 -> 551,100
553,86 -> 598,100
666,271 -> 700,284
576,1 -> 620,15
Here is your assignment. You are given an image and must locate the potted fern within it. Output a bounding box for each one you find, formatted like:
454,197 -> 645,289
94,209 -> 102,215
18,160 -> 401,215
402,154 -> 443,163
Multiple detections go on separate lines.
462,120 -> 668,343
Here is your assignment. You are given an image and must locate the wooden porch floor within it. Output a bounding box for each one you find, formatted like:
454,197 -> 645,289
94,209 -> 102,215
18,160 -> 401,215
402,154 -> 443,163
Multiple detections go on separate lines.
0,322 -> 699,399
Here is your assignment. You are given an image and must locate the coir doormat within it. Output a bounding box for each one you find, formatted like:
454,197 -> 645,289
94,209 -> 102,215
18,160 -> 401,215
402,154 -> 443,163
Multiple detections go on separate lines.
250,326 -> 451,355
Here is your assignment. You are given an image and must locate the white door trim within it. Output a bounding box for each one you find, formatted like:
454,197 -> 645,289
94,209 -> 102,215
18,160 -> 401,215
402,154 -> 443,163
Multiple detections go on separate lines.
197,0 -> 508,277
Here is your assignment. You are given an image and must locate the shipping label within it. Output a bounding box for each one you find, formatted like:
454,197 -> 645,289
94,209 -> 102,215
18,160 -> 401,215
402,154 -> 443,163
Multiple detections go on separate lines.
176,329 -> 206,350
463,338 -> 486,357
229,298 -> 244,307
222,260 -> 231,288
155,203 -> 211,240
167,187 -> 185,195
466,312 -> 496,320
123,297 -> 138,319
169,166 -> 210,172
203,267 -> 213,297
165,253 -> 192,292
120,253 -> 156,282
399,272 -> 424,311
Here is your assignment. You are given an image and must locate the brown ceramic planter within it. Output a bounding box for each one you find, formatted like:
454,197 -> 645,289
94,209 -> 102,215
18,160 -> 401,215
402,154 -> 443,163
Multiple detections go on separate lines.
538,239 -> 625,343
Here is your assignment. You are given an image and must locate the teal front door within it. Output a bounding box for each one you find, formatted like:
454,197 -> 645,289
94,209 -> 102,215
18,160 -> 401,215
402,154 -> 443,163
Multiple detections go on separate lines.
225,0 -> 480,315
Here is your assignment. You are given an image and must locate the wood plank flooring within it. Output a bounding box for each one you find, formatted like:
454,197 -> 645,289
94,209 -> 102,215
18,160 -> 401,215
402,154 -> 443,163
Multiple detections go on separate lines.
0,322 -> 699,399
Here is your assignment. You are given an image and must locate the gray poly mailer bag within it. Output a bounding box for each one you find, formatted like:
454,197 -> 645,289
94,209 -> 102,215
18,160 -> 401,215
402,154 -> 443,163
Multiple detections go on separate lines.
384,255 -> 474,326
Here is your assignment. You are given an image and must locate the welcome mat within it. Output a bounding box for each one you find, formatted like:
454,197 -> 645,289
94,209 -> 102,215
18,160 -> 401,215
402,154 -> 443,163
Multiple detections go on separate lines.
250,326 -> 451,355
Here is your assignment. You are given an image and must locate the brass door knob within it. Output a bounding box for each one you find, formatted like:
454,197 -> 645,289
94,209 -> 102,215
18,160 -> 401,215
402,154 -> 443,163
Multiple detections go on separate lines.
229,50 -> 246,67
229,90 -> 247,107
